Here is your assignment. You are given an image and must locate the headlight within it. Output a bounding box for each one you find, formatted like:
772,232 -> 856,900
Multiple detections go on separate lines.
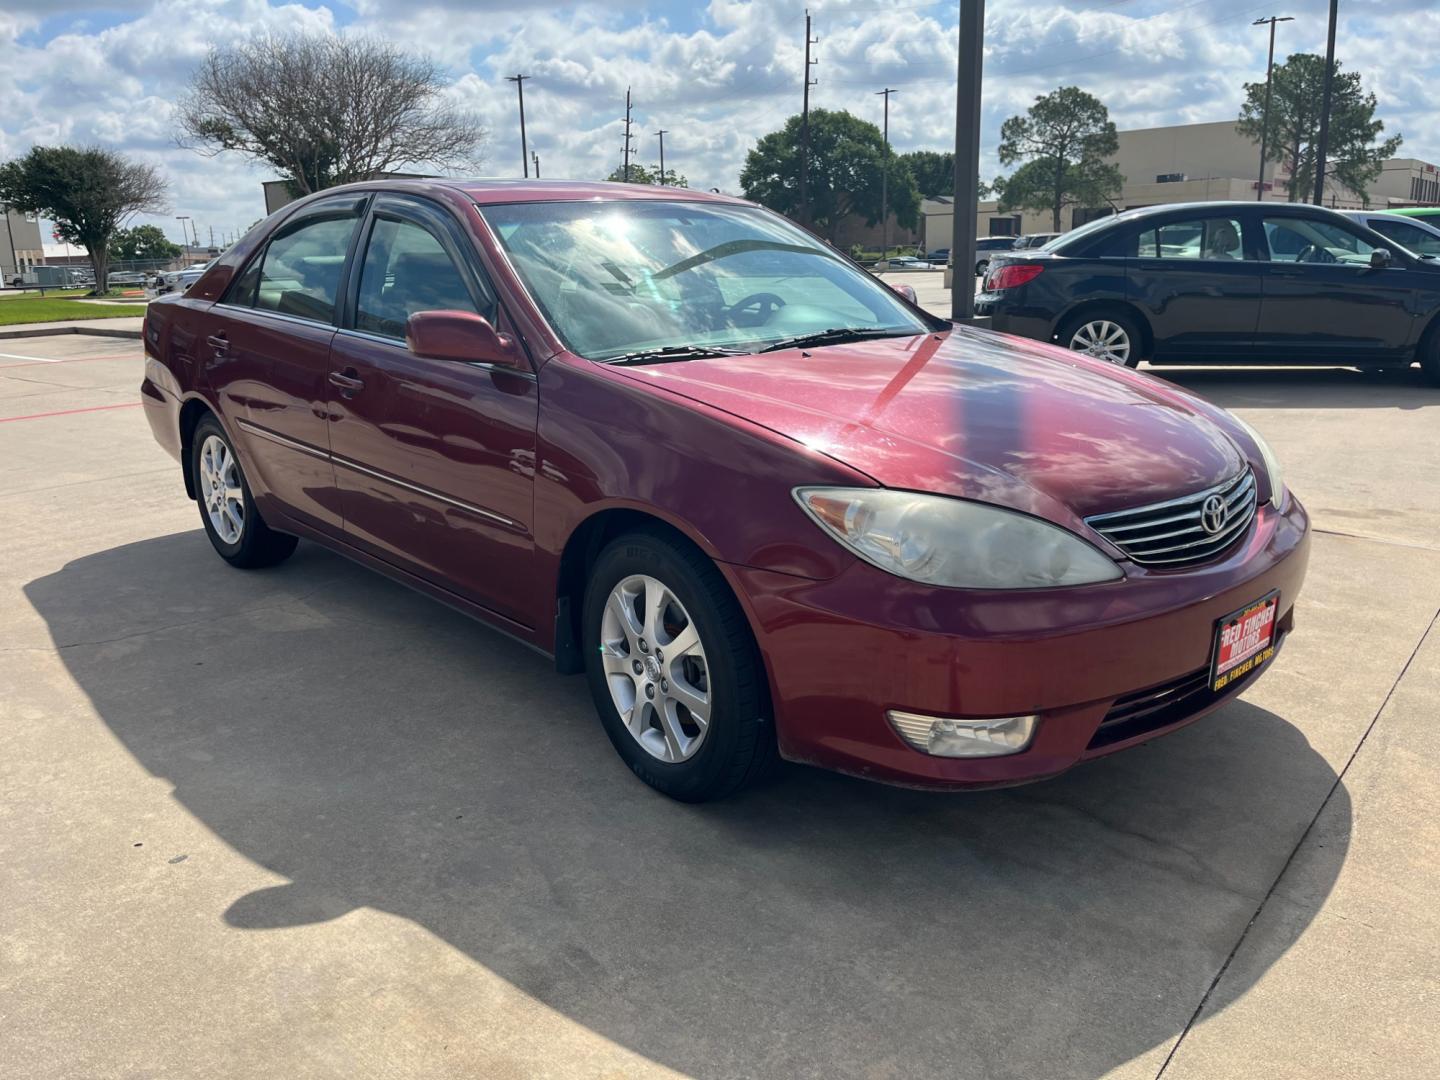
1230,416 -> 1286,507
794,487 -> 1122,589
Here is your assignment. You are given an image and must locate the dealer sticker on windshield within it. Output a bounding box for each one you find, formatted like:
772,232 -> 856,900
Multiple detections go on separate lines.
1211,592 -> 1280,693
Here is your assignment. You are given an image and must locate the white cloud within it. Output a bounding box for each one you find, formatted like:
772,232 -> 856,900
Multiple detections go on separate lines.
0,0 -> 1433,247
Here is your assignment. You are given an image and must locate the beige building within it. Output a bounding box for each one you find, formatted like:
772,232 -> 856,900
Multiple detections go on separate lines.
922,120 -> 1440,249
2,207 -> 45,282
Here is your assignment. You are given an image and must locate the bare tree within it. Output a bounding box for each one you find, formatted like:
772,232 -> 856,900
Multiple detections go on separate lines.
0,146 -> 168,294
177,35 -> 485,197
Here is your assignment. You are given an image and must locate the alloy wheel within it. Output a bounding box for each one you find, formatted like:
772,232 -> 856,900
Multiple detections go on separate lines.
1069,320 -> 1132,365
599,573 -> 712,763
198,434 -> 245,545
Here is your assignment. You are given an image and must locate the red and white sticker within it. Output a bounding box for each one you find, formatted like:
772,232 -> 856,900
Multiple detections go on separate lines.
1212,593 -> 1279,692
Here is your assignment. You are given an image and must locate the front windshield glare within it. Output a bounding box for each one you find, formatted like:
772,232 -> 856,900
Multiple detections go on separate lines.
480,200 -> 935,360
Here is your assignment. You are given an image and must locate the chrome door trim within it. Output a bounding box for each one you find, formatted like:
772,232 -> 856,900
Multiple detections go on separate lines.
235,418 -> 330,461
329,452 -> 524,531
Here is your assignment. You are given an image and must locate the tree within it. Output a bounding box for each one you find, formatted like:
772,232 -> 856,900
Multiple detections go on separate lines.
900,150 -> 953,198
995,87 -> 1123,231
604,164 -> 689,187
178,34 -> 485,197
0,146 -> 167,294
1237,53 -> 1401,203
110,224 -> 181,264
740,109 -> 920,242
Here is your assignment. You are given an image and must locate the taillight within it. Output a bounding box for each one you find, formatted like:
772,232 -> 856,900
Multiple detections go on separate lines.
986,263 -> 1045,291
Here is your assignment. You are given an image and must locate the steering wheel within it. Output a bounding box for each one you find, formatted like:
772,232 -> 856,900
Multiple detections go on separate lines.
726,292 -> 787,327
1296,243 -> 1337,265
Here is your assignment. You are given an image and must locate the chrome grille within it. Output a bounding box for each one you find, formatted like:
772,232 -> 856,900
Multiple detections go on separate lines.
1085,470 -> 1257,568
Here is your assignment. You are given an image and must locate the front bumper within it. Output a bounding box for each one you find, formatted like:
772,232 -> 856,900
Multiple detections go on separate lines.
725,495 -> 1310,789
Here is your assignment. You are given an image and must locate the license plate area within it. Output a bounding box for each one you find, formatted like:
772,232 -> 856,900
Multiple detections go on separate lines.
1210,591 -> 1280,693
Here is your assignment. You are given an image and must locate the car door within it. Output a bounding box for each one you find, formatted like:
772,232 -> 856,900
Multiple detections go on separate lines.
1256,214 -> 1415,360
325,194 -> 539,627
205,195 -> 367,533
1124,211 -> 1263,359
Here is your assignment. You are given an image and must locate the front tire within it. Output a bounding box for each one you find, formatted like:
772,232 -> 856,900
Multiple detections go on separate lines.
191,415 -> 298,569
582,530 -> 775,801
1059,310 -> 1144,368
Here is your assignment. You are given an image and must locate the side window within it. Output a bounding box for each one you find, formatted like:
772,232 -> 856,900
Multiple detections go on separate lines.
1136,217 -> 1244,261
1263,217 -> 1377,266
237,214 -> 358,322
355,217 -> 493,341
1370,218 -> 1440,257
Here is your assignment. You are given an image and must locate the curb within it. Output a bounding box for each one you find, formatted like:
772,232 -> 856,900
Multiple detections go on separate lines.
0,325 -> 142,342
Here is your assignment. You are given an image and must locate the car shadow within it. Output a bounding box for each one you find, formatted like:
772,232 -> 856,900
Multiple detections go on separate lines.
24,533 -> 1348,1079
1149,363 -> 1440,410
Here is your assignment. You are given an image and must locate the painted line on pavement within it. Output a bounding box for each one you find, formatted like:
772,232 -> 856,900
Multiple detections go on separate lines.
0,402 -> 143,423
0,352 -> 139,368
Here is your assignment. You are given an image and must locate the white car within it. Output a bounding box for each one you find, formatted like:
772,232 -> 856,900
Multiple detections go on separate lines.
157,261 -> 212,294
873,255 -> 932,271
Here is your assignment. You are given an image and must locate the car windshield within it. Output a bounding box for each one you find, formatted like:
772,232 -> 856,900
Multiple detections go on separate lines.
480,199 -> 936,361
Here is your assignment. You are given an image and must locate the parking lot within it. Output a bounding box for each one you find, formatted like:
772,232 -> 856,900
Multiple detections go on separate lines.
2,329 -> 1437,1078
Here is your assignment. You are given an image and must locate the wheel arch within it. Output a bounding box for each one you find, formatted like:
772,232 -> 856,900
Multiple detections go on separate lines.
177,396 -> 217,500
1053,299 -> 1154,360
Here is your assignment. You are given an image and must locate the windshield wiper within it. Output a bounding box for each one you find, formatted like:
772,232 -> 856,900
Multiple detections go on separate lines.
755,327 -> 909,353
597,344 -> 749,366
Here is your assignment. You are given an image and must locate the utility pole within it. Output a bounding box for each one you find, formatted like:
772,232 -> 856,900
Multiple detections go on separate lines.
621,87 -> 634,182
799,10 -> 818,227
876,88 -> 895,259
532,151 -> 541,179
176,215 -> 193,256
1313,0 -> 1339,204
655,129 -> 669,185
506,74 -> 531,178
1252,16 -> 1294,200
950,0 -> 984,322
208,224 -> 214,248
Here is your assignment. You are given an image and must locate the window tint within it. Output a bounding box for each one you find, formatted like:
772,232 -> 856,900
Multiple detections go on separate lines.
1137,217 -> 1244,260
1369,218 -> 1440,256
250,214 -> 358,322
355,218 -> 490,340
1263,217 -> 1378,266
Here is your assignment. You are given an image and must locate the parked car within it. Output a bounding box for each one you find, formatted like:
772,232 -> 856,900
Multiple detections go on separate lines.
923,247 -> 950,266
142,180 -> 1308,801
977,201 -> 1440,383
974,236 -> 1019,277
1340,210 -> 1440,257
108,270 -> 146,287
1385,206 -> 1440,227
873,255 -> 930,270
1012,232 -> 1061,250
157,260 -> 212,294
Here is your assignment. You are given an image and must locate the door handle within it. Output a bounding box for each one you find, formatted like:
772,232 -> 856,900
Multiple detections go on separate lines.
328,370 -> 365,395
206,332 -> 228,354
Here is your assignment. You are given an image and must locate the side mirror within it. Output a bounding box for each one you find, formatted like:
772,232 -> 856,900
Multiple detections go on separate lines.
406,310 -> 525,369
891,282 -> 918,304
1370,248 -> 1394,269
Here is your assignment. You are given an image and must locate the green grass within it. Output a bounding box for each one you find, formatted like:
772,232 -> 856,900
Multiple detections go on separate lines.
0,287 -> 93,301
0,297 -> 148,325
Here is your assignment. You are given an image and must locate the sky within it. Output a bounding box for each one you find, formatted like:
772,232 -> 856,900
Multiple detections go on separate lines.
1,0 -> 1434,249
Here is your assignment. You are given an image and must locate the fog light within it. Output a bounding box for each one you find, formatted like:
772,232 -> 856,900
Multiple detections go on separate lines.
887,710 -> 1037,758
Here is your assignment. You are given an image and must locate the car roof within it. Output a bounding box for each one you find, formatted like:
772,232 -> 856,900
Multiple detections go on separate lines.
298,176 -> 751,207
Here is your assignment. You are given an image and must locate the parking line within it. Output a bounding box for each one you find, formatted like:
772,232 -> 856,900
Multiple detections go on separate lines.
0,402 -> 142,423
0,350 -> 68,363
0,352 -> 139,368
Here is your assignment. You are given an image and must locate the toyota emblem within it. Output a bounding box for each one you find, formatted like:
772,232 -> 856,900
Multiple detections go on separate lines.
1200,493 -> 1228,534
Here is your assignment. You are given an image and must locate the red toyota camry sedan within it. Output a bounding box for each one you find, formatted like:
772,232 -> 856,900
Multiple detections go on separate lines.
140,179 -> 1309,801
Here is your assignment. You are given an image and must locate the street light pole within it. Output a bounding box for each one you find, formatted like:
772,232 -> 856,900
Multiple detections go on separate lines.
950,0 -> 985,321
1252,16 -> 1293,201
1313,0 -> 1339,204
506,74 -> 531,178
176,216 -> 193,259
876,88 -> 895,260
655,129 -> 668,185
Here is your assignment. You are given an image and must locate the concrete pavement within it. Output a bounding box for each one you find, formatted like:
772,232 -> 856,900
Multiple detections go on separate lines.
1,333 -> 1436,1079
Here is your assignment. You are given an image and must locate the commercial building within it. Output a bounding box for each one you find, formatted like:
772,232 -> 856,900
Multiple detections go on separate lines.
922,120 -> 1440,250
2,207 -> 45,282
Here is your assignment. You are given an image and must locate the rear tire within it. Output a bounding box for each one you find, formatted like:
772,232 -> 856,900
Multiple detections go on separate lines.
1058,310 -> 1144,368
582,529 -> 775,801
191,415 -> 298,569
1419,329 -> 1440,387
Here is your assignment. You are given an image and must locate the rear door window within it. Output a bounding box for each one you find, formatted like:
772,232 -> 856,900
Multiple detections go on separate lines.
1136,217 -> 1245,260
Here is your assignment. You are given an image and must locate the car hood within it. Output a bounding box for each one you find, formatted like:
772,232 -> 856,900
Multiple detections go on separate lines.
616,327 -> 1247,524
